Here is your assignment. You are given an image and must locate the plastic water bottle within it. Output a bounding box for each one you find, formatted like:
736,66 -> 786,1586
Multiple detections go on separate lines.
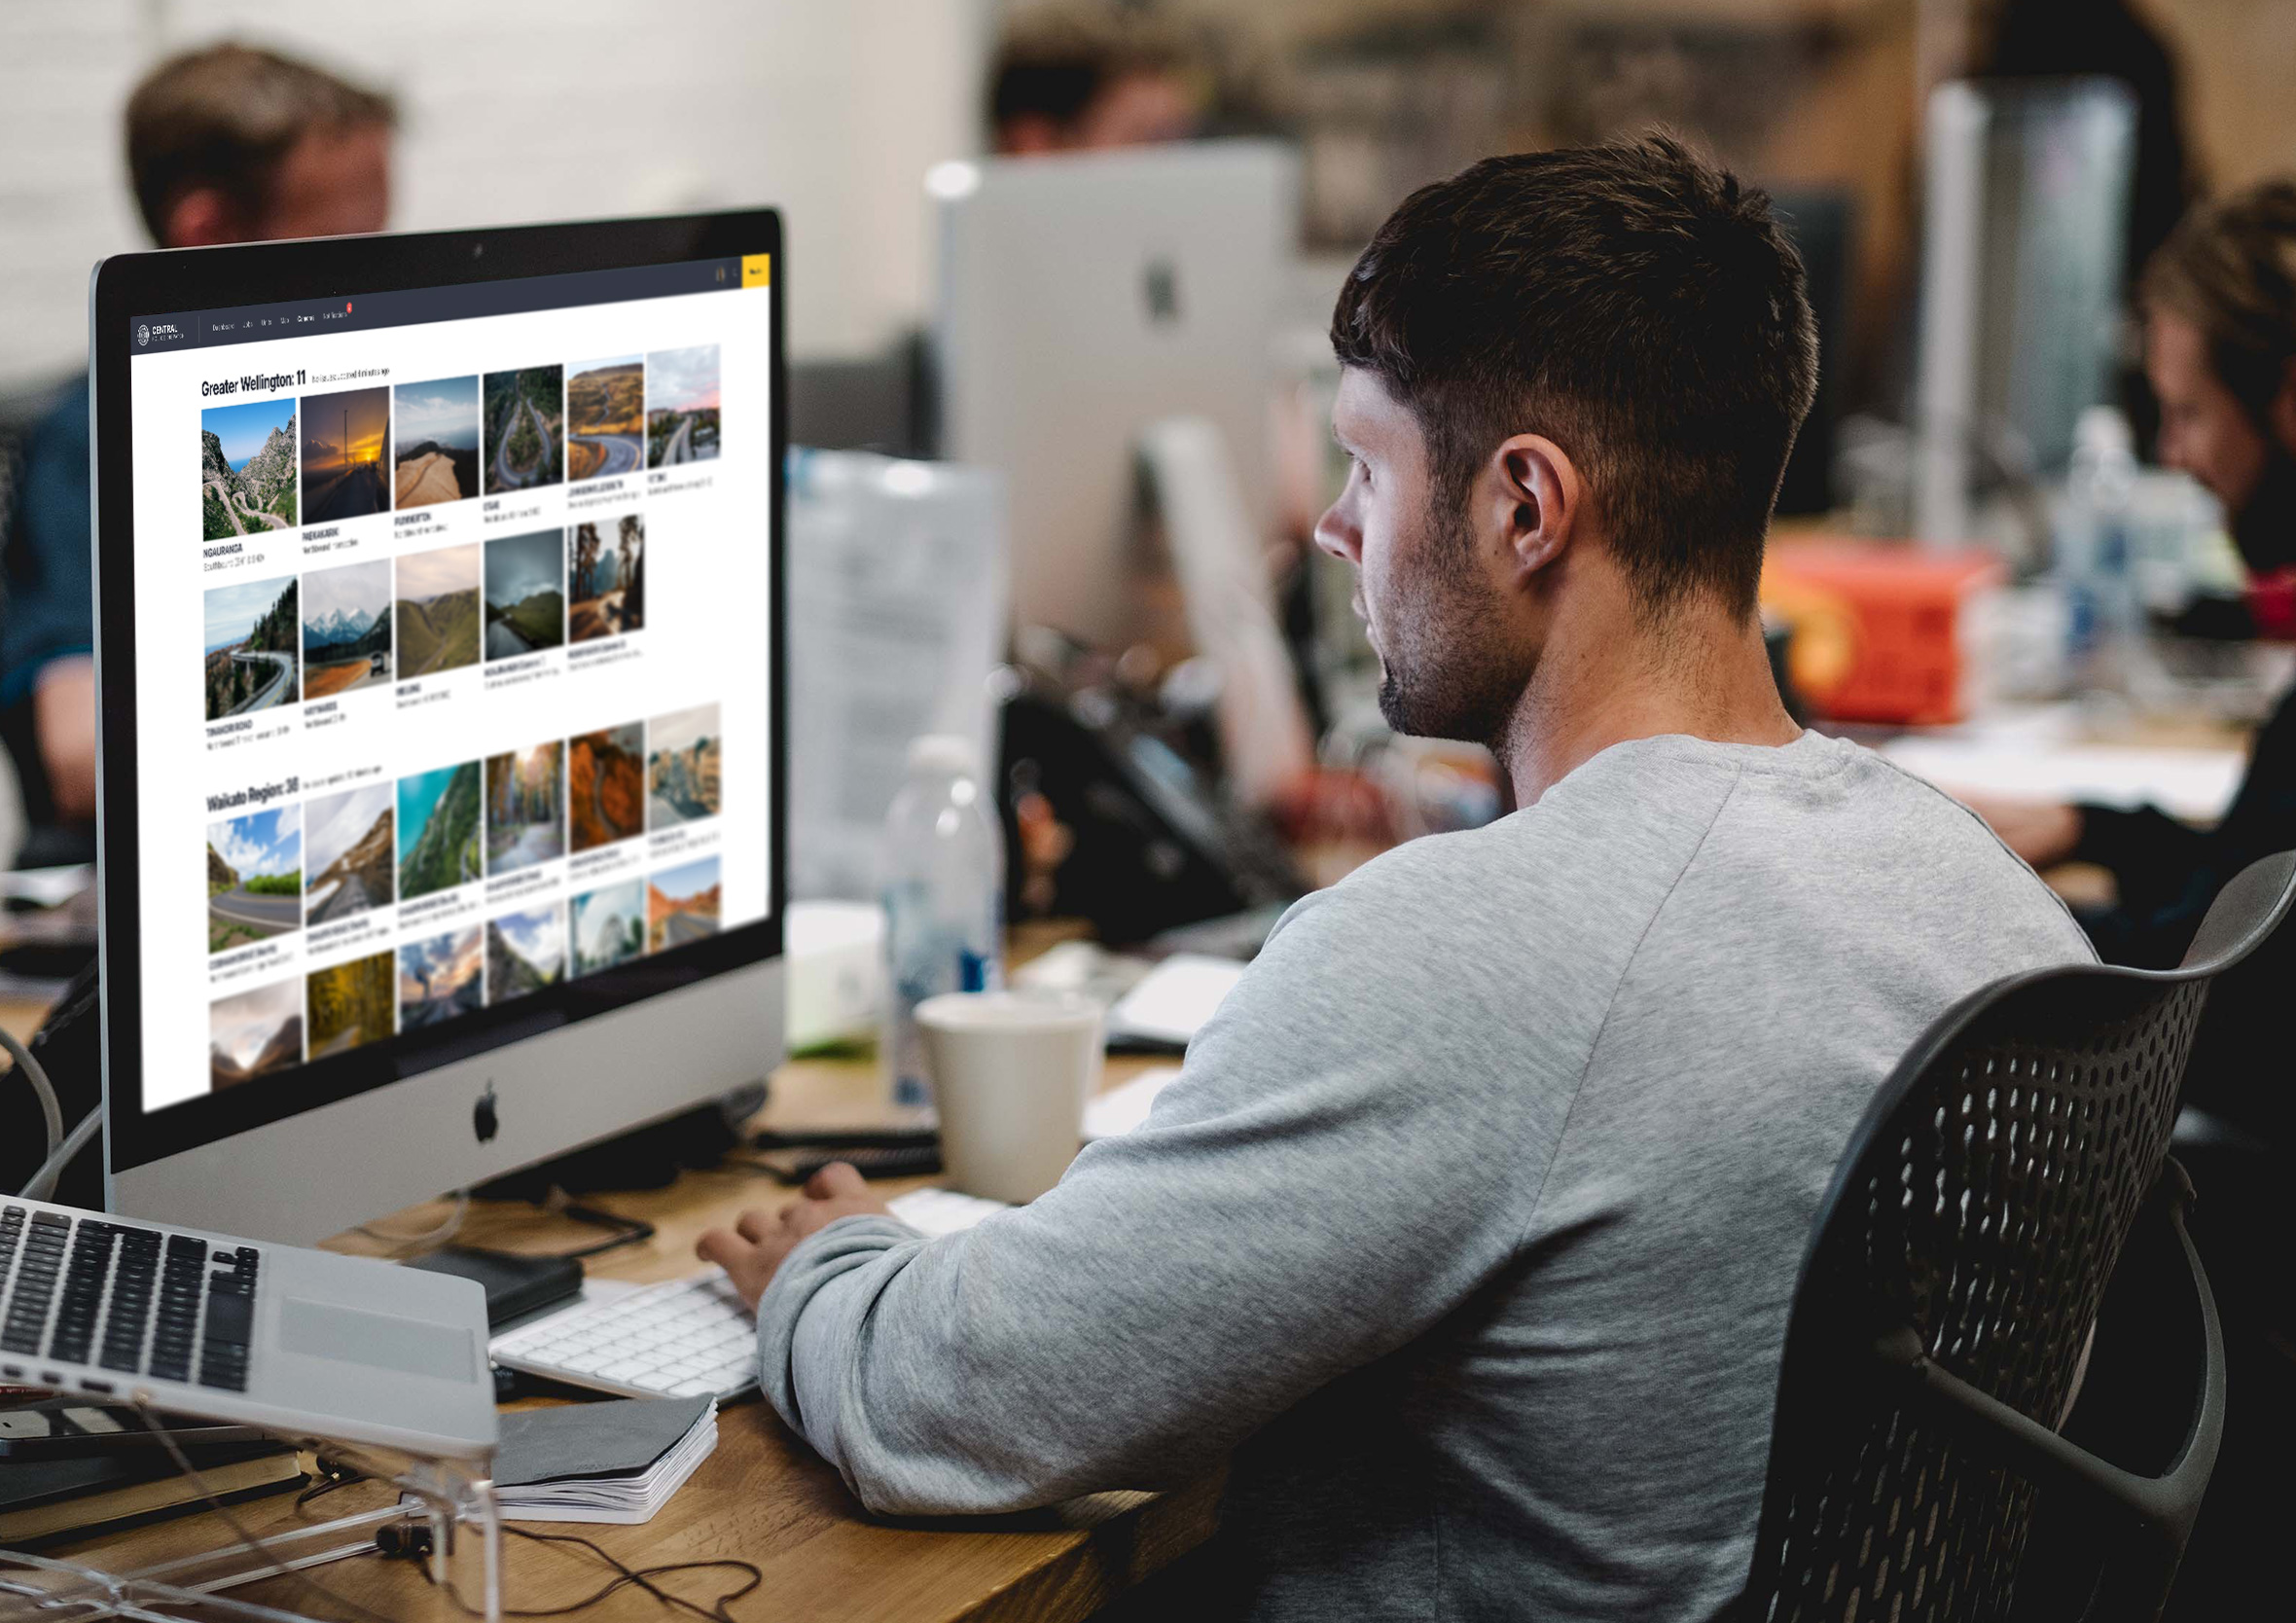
2059,406 -> 2140,693
881,736 -> 1003,1111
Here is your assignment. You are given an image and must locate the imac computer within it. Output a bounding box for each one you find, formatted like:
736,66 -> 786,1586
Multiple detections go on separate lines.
90,212 -> 785,1243
930,140 -> 1299,653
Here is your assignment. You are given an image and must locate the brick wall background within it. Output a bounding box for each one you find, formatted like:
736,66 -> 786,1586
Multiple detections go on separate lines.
0,0 -> 990,391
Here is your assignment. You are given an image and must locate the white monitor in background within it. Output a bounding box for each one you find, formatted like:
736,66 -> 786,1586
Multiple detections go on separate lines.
1915,77 -> 2135,545
931,140 -> 1300,654
90,214 -> 786,1242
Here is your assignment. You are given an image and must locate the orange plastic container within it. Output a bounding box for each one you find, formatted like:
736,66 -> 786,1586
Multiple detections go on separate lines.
1760,540 -> 2005,726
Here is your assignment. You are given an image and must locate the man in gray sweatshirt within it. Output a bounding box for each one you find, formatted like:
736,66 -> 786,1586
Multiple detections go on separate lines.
700,136 -> 2092,1619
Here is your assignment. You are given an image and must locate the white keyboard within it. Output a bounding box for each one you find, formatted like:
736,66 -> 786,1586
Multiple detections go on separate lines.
489,1188 -> 1009,1399
885,1185 -> 1010,1237
492,1274 -> 758,1400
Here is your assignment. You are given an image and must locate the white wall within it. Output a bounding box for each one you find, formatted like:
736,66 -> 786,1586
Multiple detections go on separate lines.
0,0 -> 990,389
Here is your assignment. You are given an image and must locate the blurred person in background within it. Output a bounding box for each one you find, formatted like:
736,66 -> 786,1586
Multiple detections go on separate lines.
1971,180 -> 2296,970
2,44 -> 394,863
987,3 -> 1200,156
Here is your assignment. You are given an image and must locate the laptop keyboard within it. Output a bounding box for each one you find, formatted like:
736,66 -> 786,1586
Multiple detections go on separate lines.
0,1205 -> 259,1393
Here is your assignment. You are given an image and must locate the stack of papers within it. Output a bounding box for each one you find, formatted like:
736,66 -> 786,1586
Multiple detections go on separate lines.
488,1395 -> 717,1525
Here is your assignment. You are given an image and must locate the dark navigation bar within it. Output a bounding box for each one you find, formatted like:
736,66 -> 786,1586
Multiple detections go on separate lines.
131,256 -> 746,356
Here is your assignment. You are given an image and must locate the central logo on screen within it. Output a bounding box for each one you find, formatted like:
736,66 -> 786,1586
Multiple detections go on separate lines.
136,324 -> 149,347
473,1084 -> 499,1143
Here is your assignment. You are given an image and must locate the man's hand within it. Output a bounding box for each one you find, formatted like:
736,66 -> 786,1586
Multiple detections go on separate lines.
1959,792 -> 2085,871
697,1163 -> 894,1310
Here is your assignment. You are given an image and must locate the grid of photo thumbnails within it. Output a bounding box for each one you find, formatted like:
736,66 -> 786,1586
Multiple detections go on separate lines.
198,345 -> 729,1097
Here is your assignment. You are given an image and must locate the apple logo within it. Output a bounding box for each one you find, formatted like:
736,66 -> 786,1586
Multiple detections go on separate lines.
473,1084 -> 499,1144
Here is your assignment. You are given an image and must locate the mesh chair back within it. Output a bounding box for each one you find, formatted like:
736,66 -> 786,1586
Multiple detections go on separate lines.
1740,852 -> 2296,1622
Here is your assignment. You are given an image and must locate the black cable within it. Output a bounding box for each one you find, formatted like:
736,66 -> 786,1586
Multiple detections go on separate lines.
295,1454 -> 368,1510
545,1199 -> 657,1260
464,1527 -> 764,1622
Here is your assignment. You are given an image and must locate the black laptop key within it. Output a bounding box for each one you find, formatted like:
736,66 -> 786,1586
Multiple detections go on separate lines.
202,1284 -> 252,1347
45,1226 -> 115,1363
2,1267 -> 60,1355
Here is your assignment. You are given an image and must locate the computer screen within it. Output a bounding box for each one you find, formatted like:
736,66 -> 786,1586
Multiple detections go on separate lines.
93,217 -> 784,1234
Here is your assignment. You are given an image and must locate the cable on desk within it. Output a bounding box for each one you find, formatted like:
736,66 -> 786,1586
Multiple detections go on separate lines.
451,1528 -> 763,1623
539,1192 -> 657,1260
297,1453 -> 369,1510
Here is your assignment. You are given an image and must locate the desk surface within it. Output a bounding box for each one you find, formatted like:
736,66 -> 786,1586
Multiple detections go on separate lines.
54,1045 -> 1216,1622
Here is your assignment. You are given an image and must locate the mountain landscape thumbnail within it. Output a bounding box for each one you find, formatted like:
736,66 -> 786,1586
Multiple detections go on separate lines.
207,804 -> 302,952
487,741 -> 564,875
395,542 -> 482,675
398,761 -> 482,901
306,951 -> 395,1059
301,558 -> 393,697
568,513 -> 645,642
394,375 -> 481,508
569,723 -> 644,851
204,575 -> 300,721
201,397 -> 298,538
646,344 -> 720,467
487,903 -> 565,1004
303,385 -> 391,521
484,366 -> 564,493
647,855 -> 721,953
567,355 -> 644,482
647,703 -> 722,826
399,925 -> 484,1028
484,528 -> 565,660
572,879 -> 646,977
210,979 -> 303,1091
305,782 -> 395,924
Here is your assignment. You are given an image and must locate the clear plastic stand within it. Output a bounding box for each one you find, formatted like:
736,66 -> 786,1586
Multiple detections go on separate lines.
0,1443 -> 499,1623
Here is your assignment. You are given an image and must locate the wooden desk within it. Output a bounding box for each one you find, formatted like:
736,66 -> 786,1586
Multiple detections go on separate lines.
56,1046 -> 1217,1622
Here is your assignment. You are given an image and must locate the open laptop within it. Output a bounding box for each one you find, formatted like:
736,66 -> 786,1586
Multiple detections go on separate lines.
0,1192 -> 494,1460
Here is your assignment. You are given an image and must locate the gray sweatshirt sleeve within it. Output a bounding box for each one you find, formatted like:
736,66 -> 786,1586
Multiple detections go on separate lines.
753,850 -> 1610,1516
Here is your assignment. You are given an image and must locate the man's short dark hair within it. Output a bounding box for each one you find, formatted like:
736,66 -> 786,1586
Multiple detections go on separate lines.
1332,136 -> 1817,620
987,5 -> 1186,136
2141,178 -> 2296,426
126,43 -> 397,243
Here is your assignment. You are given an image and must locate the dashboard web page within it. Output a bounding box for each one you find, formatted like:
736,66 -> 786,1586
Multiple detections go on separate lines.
125,260 -> 772,1115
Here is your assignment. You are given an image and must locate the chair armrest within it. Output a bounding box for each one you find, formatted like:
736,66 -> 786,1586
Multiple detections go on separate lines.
1872,1163 -> 2224,1564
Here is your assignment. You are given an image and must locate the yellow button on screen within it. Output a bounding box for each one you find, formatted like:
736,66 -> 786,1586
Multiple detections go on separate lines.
741,253 -> 772,289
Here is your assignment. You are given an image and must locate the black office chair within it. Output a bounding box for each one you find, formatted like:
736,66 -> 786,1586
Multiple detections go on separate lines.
1736,849 -> 2296,1623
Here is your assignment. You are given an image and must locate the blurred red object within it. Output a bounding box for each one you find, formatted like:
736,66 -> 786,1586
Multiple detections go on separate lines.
1760,541 -> 2005,726
2246,566 -> 2296,640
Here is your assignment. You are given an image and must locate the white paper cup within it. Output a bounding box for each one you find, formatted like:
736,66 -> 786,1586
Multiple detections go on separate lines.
915,991 -> 1103,1204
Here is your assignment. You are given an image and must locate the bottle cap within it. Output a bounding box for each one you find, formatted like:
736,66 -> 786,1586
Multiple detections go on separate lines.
907,735 -> 978,777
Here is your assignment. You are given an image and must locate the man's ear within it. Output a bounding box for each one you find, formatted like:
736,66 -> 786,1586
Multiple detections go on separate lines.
162,187 -> 242,250
1490,434 -> 1584,582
